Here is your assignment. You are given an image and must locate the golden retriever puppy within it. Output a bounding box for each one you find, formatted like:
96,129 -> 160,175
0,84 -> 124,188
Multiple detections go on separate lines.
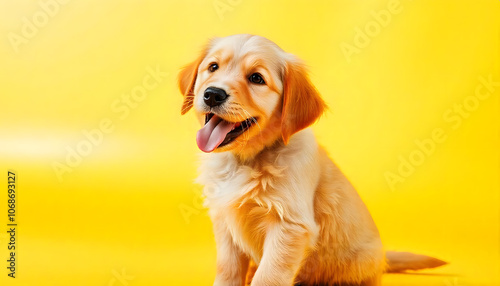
178,34 -> 446,286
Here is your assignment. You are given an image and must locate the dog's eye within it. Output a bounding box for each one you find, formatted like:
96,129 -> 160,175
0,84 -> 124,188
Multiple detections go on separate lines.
249,73 -> 265,84
208,63 -> 219,72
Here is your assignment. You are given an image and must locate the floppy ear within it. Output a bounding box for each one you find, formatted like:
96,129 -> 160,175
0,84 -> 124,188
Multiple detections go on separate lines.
281,60 -> 327,144
178,58 -> 201,115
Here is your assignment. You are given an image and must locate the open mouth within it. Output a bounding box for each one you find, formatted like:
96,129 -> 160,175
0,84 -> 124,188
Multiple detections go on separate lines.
196,113 -> 258,153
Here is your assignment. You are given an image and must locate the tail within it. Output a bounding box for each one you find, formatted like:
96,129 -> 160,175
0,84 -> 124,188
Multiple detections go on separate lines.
385,251 -> 448,273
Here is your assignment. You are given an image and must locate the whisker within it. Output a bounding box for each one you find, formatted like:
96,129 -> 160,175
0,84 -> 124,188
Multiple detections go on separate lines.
181,104 -> 194,114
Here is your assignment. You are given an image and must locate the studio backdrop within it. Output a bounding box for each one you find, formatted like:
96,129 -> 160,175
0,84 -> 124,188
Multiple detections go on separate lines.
0,1 -> 499,285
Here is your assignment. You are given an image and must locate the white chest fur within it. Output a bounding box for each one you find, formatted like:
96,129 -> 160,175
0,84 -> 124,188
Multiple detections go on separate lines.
197,129 -> 321,261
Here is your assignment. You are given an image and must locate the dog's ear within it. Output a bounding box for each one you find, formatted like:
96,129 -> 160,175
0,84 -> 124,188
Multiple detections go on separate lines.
178,56 -> 202,115
281,59 -> 327,144
178,44 -> 211,115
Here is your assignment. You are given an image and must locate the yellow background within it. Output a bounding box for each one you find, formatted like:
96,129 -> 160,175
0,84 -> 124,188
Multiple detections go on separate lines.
0,0 -> 499,285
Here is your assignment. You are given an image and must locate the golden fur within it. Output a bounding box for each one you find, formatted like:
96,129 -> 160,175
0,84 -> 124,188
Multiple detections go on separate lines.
179,34 -> 446,286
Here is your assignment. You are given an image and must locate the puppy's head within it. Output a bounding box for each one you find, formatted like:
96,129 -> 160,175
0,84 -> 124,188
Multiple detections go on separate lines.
179,34 -> 326,158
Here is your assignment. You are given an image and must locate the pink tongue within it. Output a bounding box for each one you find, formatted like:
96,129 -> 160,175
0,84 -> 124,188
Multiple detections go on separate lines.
196,115 -> 236,153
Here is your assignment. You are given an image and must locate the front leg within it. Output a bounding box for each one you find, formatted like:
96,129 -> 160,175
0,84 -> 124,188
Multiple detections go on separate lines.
213,219 -> 249,286
251,222 -> 311,286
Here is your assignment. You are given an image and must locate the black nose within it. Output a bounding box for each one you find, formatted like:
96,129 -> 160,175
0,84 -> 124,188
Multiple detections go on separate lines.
204,87 -> 228,107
